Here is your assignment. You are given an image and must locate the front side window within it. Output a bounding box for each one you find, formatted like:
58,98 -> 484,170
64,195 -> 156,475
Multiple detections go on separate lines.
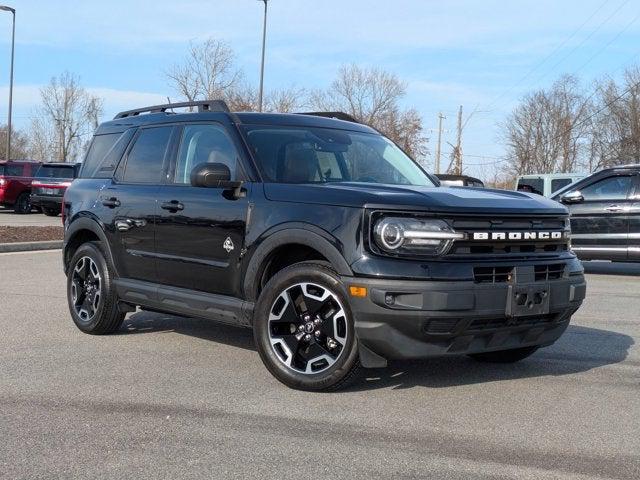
243,126 -> 434,186
174,124 -> 238,184
579,175 -> 633,201
121,126 -> 172,184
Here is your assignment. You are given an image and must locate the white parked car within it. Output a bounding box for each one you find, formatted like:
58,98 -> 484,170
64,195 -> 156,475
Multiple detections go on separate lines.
515,173 -> 585,197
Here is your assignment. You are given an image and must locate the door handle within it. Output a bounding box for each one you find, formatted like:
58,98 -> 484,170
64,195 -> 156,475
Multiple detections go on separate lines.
605,204 -> 624,212
161,200 -> 184,212
101,197 -> 120,208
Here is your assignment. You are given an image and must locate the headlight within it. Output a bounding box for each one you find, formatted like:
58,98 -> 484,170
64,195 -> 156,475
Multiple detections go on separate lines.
373,216 -> 464,256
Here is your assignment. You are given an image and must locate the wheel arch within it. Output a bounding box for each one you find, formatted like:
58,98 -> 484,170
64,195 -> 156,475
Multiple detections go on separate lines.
64,217 -> 117,276
243,226 -> 353,301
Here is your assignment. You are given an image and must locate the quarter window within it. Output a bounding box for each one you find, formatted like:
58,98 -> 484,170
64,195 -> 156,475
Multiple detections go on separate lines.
122,127 -> 172,184
174,124 -> 238,184
81,130 -> 135,179
579,175 -> 633,201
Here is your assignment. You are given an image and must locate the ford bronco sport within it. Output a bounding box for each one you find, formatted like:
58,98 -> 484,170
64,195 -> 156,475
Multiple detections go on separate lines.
63,101 -> 586,391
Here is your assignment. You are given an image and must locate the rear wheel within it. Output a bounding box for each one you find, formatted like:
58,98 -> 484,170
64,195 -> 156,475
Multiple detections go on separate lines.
469,346 -> 539,363
254,262 -> 360,391
43,207 -> 59,217
67,242 -> 124,334
13,193 -> 31,214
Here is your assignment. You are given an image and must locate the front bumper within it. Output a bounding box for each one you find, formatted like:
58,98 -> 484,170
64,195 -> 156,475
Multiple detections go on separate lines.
343,267 -> 586,364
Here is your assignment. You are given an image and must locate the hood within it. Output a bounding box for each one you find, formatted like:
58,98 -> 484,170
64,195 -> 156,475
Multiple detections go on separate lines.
263,182 -> 568,216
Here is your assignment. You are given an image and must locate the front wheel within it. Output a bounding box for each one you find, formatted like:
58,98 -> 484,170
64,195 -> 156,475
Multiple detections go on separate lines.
469,346 -> 539,363
67,242 -> 124,334
254,262 -> 360,391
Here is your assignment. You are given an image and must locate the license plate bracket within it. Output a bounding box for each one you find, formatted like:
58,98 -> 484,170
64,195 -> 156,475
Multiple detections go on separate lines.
506,283 -> 550,317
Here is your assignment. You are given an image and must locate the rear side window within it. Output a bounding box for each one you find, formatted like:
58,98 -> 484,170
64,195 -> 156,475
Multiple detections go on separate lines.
81,130 -> 134,179
551,178 -> 572,193
1,164 -> 24,176
35,165 -> 75,179
121,126 -> 172,184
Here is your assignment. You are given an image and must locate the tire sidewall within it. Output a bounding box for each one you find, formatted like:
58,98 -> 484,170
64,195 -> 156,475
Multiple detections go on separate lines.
14,193 -> 31,214
67,242 -> 112,333
253,263 -> 359,391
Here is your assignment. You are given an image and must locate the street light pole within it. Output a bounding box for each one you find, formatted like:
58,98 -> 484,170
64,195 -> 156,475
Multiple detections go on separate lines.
257,0 -> 268,112
0,5 -> 15,161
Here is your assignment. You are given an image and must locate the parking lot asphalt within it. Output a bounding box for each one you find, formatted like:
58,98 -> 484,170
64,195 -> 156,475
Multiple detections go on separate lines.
0,251 -> 638,479
0,208 -> 61,227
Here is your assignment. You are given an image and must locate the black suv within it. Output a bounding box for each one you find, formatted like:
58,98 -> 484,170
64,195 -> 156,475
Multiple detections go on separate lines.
553,164 -> 640,262
63,101 -> 586,391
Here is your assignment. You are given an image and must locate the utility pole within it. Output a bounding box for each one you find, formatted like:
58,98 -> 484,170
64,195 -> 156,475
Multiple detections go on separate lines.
454,105 -> 463,175
434,112 -> 445,174
1,5 -> 15,161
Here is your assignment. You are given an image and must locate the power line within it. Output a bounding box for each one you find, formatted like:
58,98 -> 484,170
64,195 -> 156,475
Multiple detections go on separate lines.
484,0 -> 613,110
520,0 -> 631,98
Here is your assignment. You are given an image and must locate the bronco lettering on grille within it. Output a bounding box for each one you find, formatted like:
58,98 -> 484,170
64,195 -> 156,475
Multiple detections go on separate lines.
472,231 -> 563,241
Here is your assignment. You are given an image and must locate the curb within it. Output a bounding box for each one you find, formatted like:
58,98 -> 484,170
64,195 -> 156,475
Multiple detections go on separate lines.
0,240 -> 63,253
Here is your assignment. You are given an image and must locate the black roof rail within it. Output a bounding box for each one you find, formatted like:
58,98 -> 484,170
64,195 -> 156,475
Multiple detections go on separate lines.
298,111 -> 361,124
114,100 -> 230,119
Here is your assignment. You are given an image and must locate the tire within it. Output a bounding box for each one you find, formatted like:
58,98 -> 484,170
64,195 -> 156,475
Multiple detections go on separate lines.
469,346 -> 539,363
13,193 -> 31,214
66,241 -> 125,335
253,261 -> 361,391
43,207 -> 60,217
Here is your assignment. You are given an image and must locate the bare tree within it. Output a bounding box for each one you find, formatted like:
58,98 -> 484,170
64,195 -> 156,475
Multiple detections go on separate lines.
0,124 -> 29,160
587,66 -> 640,171
166,38 -> 243,104
312,64 -> 427,159
29,72 -> 103,162
501,75 -> 591,175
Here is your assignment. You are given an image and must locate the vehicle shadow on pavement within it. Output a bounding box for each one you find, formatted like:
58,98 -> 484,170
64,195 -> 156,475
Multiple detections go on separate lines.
119,313 -> 633,392
346,325 -> 634,391
119,311 -> 256,351
582,261 -> 640,276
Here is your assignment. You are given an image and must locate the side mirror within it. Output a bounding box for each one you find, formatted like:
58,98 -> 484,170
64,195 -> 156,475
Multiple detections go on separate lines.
561,190 -> 584,204
190,163 -> 245,199
190,163 -> 231,188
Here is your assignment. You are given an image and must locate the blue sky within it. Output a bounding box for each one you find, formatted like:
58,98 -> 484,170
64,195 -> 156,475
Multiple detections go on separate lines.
0,0 -> 639,179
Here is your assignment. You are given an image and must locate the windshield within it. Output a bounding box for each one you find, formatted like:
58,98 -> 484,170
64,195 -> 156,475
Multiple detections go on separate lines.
35,165 -> 75,179
242,126 -> 434,186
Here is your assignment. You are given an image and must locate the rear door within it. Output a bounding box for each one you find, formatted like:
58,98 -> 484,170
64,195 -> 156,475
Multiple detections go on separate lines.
103,125 -> 174,282
568,173 -> 635,261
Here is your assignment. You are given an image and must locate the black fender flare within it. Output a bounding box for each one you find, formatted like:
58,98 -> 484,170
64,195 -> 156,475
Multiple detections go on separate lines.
243,226 -> 353,301
63,217 -> 117,276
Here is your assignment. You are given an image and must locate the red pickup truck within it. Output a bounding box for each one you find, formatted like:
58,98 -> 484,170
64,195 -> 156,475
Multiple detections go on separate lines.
0,160 -> 42,214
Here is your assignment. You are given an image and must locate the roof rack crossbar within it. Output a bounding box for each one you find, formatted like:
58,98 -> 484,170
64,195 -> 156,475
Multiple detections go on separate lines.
114,100 -> 230,119
297,111 -> 361,124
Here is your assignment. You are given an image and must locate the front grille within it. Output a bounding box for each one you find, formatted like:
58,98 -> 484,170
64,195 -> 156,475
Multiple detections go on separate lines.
473,266 -> 514,283
534,263 -> 565,281
446,216 -> 569,258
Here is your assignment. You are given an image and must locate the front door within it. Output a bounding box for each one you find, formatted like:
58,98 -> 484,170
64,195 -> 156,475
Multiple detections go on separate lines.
155,123 -> 249,296
569,173 -> 635,261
